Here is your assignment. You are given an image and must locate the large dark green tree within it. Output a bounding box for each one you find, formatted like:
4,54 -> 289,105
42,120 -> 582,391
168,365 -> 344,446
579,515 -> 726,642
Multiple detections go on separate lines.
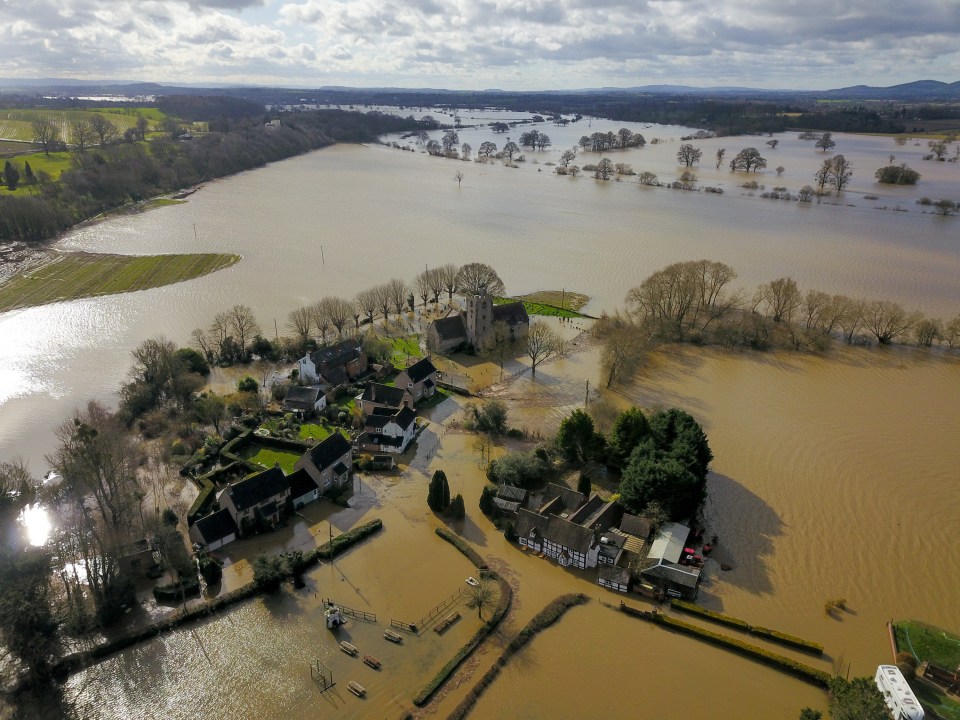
648,408 -> 713,481
608,406 -> 652,466
428,469 -> 451,512
556,409 -> 604,463
827,677 -> 888,720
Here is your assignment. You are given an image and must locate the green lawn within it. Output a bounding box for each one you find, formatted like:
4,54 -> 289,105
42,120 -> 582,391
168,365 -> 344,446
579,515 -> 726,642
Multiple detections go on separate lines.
912,682 -> 960,720
494,292 -> 589,319
299,424 -> 351,442
417,387 -> 452,409
388,335 -> 421,365
0,252 -> 240,312
239,446 -> 302,474
895,621 -> 960,668
0,107 -> 163,143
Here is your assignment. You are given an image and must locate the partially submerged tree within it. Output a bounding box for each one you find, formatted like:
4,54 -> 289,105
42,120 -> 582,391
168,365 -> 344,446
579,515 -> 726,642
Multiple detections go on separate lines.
525,321 -> 563,376
455,262 -> 505,297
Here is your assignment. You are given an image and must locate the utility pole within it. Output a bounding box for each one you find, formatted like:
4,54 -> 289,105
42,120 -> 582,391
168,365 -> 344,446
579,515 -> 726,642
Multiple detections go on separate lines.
321,246 -> 325,264
584,379 -> 589,408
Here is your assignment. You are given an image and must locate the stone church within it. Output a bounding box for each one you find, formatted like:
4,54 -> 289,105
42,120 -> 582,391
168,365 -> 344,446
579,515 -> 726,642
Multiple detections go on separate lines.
426,288 -> 529,353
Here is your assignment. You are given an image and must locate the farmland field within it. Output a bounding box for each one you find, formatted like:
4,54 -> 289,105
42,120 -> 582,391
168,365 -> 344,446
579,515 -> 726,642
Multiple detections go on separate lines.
0,108 -> 164,143
0,251 -> 240,312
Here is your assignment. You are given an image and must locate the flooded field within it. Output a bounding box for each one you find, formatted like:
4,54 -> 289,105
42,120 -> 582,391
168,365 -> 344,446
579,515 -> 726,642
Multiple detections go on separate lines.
2,114 -> 958,718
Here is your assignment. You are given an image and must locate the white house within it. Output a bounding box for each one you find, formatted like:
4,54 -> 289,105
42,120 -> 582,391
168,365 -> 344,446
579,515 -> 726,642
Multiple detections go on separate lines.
358,406 -> 417,454
288,468 -> 320,509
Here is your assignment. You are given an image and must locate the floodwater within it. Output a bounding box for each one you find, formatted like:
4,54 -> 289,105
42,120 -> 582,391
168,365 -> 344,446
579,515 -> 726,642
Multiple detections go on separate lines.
2,116 -> 959,717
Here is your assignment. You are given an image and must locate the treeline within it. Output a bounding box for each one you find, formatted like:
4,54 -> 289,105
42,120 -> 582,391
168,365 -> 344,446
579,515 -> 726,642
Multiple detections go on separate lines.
790,107 -> 906,134
595,259 -> 960,387
0,108 -> 420,244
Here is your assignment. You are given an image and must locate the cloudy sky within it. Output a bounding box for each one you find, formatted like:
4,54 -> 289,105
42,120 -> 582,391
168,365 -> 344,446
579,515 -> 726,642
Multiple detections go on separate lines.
1,0 -> 958,90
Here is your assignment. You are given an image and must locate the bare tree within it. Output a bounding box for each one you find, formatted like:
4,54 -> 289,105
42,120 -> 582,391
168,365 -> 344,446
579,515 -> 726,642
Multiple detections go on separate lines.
482,320 -> 512,382
454,171 -> 464,187
31,118 -> 60,155
814,159 -> 833,194
387,278 -> 409,317
914,318 -> 942,347
356,288 -> 378,326
594,314 -> 651,388
135,115 -> 149,141
209,312 -> 232,358
594,158 -> 614,180
287,306 -> 313,347
455,262 -> 505,297
311,300 -> 332,344
414,270 -> 432,306
89,114 -> 119,145
863,300 -> 922,344
942,315 -> 960,348
373,283 -> 392,322
830,154 -> 854,192
437,263 -> 459,300
191,327 -> 214,362
70,119 -> 94,153
525,321 -> 563,376
758,277 -> 802,323
350,296 -> 363,331
228,304 -> 260,354
425,267 -> 445,304
326,297 -> 352,336
559,148 -> 577,167
715,148 -> 726,169
838,298 -> 867,344
676,144 -> 703,167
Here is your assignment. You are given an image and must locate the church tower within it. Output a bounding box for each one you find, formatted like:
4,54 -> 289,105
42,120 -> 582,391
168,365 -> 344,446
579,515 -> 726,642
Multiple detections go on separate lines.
465,285 -> 493,348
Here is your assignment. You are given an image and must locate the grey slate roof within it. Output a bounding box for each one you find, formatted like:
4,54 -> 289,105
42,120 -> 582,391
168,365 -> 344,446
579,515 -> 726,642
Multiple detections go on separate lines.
298,432 -> 352,473
311,339 -> 362,368
492,301 -> 529,327
403,357 -> 437,383
288,468 -> 318,500
497,484 -> 528,502
516,508 -> 550,539
227,466 -> 288,512
193,508 -> 238,544
620,513 -> 653,539
432,315 -> 467,342
641,559 -> 701,589
362,383 -> 407,407
542,516 -> 595,555
540,483 -> 586,513
284,385 -> 323,410
493,497 -> 521,513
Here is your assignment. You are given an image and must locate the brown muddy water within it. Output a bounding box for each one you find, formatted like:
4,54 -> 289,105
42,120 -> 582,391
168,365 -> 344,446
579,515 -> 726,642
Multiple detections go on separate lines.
1,123 -> 958,717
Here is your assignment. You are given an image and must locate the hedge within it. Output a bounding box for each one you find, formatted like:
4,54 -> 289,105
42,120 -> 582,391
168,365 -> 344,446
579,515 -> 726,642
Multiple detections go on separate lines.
670,599 -> 823,655
152,577 -> 201,602
435,526 -> 488,569
186,474 -> 216,523
446,594 -> 588,720
412,571 -> 512,707
297,518 -> 383,569
620,603 -> 831,688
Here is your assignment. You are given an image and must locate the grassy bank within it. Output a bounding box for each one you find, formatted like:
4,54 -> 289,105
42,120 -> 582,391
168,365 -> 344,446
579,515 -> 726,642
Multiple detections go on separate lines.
894,620 -> 960,668
494,291 -> 591,319
446,594 -> 588,720
0,251 -> 240,312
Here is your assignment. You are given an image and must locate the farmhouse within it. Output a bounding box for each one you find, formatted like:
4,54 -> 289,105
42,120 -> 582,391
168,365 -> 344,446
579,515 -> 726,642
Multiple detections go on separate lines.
294,432 -> 352,493
218,466 -> 290,534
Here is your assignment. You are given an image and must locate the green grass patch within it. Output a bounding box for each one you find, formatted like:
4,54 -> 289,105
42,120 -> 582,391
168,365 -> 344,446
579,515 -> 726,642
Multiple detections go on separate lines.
494,294 -> 589,319
238,446 -> 301,474
895,620 -> 960,668
0,107 -> 162,143
671,600 -> 823,655
298,423 -> 338,441
388,335 -> 421,364
416,387 -> 451,409
912,680 -> 960,720
0,252 -> 240,312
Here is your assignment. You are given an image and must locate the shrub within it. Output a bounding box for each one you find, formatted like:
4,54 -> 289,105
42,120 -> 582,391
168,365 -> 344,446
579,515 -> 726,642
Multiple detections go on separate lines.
487,450 -> 547,489
875,164 -> 921,185
252,554 -> 287,592
237,376 -> 259,393
152,576 -> 201,602
449,493 -> 466,519
198,556 -> 223,584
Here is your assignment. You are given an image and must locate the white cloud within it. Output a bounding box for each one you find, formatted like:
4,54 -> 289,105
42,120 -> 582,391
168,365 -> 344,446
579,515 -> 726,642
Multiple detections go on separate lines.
0,0 -> 957,88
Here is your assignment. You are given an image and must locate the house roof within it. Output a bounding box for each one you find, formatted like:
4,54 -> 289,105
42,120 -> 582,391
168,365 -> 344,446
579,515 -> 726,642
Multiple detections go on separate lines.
567,494 -> 606,524
542,516 -> 595,555
402,357 -> 437,384
320,365 -> 348,387
226,466 -> 289,512
193,508 -> 238,544
493,497 -> 521,513
361,432 -> 404,448
361,383 -> 407,407
497,484 -> 527,502
364,406 -> 416,432
288,468 -> 318,500
395,406 -> 416,430
598,565 -> 631,586
598,532 -> 627,562
297,432 -> 352,474
646,522 -> 690,564
431,315 -> 467,342
492,301 -> 529,327
311,339 -> 361,368
516,508 -> 550,539
620,513 -> 652,539
540,483 -> 586,514
641,559 -> 701,588
332,461 -> 350,476
284,385 -> 323,410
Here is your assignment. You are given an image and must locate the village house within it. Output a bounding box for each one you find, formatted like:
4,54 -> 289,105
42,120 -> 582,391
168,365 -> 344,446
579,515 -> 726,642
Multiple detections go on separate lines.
282,385 -> 327,416
218,466 -> 291,535
358,406 -> 417,454
298,339 -> 368,387
640,522 -> 701,600
287,468 -> 320,509
394,356 -> 438,402
293,432 -> 353,494
360,382 -> 412,416
188,508 -> 239,551
426,288 -> 529,353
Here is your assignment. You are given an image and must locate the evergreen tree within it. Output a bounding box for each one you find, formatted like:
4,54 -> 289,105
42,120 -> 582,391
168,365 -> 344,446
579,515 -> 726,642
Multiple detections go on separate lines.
556,409 -> 604,463
23,160 -> 35,185
3,161 -> 20,191
577,472 -> 591,496
440,470 -> 451,510
479,485 -> 495,516
428,469 -> 451,511
450,493 -> 465,519
608,406 -> 652,466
